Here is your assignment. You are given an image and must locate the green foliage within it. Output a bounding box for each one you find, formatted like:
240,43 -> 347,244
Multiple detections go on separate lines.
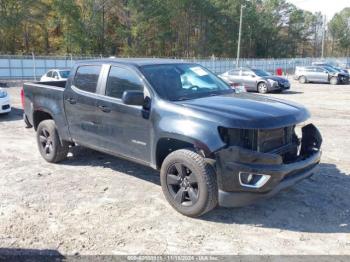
329,7 -> 350,56
0,0 -> 346,57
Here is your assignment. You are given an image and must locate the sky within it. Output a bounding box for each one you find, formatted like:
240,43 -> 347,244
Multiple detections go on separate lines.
288,0 -> 350,20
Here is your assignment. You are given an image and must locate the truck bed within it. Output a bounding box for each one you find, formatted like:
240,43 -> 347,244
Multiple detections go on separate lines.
23,80 -> 71,141
29,80 -> 67,89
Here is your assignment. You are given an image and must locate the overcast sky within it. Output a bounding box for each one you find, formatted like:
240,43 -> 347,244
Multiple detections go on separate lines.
288,0 -> 350,20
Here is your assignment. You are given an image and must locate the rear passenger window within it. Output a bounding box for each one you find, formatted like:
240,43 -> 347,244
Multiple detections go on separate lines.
229,70 -> 239,76
105,66 -> 143,99
241,70 -> 252,76
74,65 -> 101,93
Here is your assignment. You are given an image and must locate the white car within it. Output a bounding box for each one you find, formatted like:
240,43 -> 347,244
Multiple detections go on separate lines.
40,69 -> 70,82
0,88 -> 11,114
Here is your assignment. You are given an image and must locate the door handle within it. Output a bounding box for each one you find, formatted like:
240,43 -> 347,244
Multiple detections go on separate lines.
66,97 -> 76,104
98,105 -> 111,113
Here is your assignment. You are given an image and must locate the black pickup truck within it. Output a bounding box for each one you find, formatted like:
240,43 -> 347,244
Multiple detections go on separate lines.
23,58 -> 322,217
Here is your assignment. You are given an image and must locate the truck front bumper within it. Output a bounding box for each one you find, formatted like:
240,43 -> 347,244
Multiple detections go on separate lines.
215,124 -> 322,207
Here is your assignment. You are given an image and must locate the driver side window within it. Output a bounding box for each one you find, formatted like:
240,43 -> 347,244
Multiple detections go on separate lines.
315,67 -> 325,73
105,66 -> 144,99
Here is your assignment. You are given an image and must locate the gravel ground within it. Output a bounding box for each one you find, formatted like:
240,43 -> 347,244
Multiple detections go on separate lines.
0,81 -> 349,256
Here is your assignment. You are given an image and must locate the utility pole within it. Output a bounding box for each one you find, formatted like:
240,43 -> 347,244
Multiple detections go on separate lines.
321,15 -> 326,59
236,4 -> 245,67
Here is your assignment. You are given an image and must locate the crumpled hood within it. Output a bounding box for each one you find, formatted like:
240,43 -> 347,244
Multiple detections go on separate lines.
179,92 -> 310,129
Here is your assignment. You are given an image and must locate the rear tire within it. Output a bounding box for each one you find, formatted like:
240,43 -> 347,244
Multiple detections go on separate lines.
299,76 -> 307,84
257,82 -> 268,94
36,120 -> 69,163
160,149 -> 218,217
330,77 -> 338,85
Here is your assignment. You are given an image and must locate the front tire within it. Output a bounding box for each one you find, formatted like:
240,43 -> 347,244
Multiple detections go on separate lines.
160,149 -> 218,217
257,82 -> 268,93
36,120 -> 69,163
330,77 -> 338,85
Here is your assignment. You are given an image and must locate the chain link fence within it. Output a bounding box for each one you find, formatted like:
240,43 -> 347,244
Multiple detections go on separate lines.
1,54 -> 349,80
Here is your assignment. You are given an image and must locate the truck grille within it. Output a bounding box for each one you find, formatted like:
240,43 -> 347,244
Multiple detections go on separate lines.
219,126 -> 296,153
257,126 -> 294,153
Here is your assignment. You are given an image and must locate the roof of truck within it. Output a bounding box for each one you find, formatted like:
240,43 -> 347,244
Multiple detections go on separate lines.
76,58 -> 189,67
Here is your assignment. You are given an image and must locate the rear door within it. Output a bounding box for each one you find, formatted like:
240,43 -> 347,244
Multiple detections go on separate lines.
241,70 -> 257,90
64,64 -> 103,147
305,67 -> 317,81
93,65 -> 152,163
226,69 -> 241,83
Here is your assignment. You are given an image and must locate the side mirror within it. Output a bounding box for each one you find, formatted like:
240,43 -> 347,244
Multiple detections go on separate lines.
122,90 -> 144,106
251,74 -> 256,78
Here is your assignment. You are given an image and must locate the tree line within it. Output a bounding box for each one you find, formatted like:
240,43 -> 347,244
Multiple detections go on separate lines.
0,0 -> 349,58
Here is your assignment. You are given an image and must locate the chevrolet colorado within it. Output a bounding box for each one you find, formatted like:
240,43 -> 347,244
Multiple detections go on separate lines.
22,59 -> 322,217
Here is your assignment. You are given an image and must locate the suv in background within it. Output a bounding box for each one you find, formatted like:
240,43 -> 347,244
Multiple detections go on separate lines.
294,66 -> 349,85
219,67 -> 290,94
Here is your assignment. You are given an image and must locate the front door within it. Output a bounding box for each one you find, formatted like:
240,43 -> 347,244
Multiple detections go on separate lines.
94,65 -> 152,163
314,67 -> 329,83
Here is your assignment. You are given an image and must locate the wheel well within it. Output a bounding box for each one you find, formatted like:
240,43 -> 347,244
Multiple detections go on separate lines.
257,81 -> 266,90
33,110 -> 53,130
156,138 -> 194,169
257,81 -> 266,87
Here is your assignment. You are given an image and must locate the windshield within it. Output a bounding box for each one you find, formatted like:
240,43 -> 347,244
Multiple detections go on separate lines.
141,64 -> 233,101
251,69 -> 271,77
59,70 -> 70,78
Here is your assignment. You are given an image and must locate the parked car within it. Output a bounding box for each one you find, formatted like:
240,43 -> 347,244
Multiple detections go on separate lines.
40,69 -> 70,82
312,61 -> 349,74
0,87 -> 11,114
219,67 -> 290,93
295,66 -> 349,85
23,59 -> 322,217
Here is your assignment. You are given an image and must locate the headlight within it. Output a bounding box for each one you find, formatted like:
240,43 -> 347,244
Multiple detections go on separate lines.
267,79 -> 277,86
295,121 -> 312,139
0,89 -> 8,98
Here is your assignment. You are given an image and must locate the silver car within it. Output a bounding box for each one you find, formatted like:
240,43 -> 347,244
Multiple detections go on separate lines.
219,68 -> 290,93
294,66 -> 349,85
312,61 -> 349,75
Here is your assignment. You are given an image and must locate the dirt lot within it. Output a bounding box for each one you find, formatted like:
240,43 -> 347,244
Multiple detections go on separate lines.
0,81 -> 349,256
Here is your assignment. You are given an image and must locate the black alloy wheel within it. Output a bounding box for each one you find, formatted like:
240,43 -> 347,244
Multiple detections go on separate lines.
166,163 -> 199,206
39,127 -> 54,156
160,149 -> 218,217
36,119 -> 69,163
